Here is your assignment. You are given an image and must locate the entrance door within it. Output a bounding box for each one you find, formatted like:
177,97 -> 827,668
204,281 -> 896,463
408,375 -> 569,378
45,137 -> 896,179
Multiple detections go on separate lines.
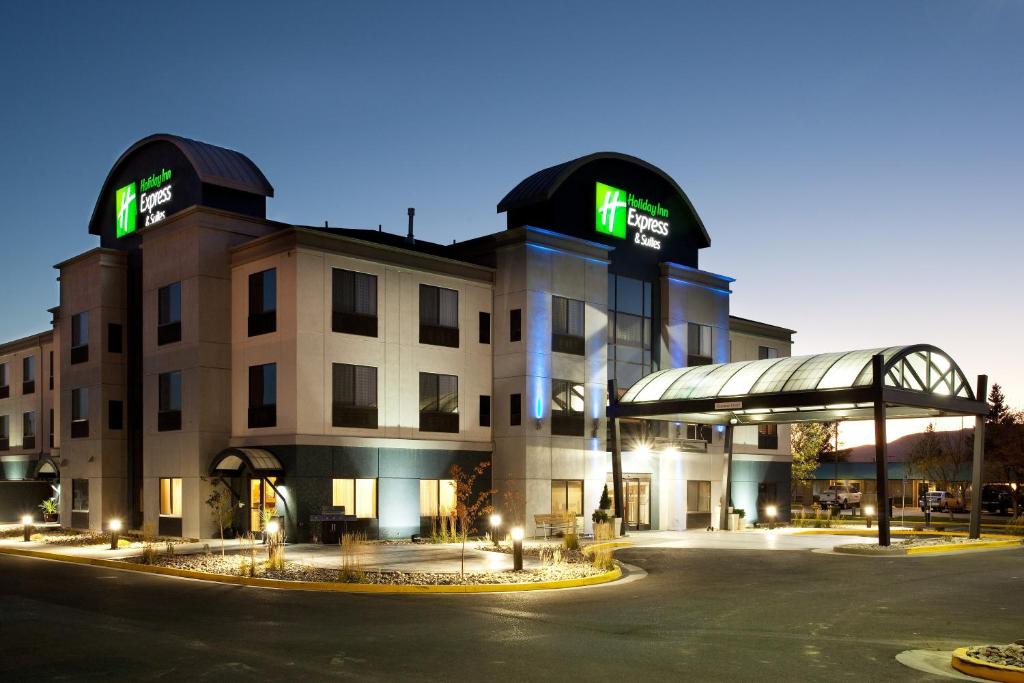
249,477 -> 277,532
622,475 -> 651,531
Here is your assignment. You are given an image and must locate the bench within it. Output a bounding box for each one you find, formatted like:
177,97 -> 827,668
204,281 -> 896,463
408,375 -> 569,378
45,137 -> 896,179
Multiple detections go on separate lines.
534,513 -> 583,539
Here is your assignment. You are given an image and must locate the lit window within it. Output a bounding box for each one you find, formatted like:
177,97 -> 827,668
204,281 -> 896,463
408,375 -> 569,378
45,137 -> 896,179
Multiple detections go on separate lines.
552,296 -> 585,355
159,478 -> 182,517
419,479 -> 456,517
551,480 -> 583,515
332,478 -> 377,518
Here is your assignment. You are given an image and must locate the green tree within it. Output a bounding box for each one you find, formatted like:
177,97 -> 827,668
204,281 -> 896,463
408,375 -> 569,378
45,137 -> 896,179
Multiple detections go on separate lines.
987,383 -> 1011,425
790,422 -> 839,485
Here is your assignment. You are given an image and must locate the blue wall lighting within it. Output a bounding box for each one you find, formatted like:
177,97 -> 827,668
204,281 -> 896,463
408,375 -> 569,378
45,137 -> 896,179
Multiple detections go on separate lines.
535,396 -> 544,420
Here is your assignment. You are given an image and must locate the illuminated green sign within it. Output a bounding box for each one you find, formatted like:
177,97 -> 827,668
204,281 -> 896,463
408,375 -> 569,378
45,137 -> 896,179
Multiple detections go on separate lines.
595,181 -> 669,250
114,168 -> 174,238
115,182 -> 137,238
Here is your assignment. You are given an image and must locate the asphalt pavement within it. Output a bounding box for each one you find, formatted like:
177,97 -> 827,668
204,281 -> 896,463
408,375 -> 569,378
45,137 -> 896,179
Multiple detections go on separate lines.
1,541 -> 1021,681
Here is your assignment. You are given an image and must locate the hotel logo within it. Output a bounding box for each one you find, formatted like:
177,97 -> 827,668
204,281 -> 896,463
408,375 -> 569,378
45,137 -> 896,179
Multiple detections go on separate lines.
595,182 -> 628,239
115,182 -> 137,238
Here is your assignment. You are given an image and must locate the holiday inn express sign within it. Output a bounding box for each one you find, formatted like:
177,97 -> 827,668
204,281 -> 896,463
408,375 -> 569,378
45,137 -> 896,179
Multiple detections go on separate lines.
115,168 -> 174,238
595,181 -> 670,250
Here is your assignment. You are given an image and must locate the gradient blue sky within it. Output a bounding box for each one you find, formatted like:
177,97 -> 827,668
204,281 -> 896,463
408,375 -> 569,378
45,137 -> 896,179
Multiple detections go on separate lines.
1,2 -> 1021,441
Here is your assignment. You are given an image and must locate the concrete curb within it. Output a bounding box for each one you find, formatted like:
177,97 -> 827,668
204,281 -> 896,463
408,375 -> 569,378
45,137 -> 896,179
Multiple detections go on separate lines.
951,646 -> 1024,682
906,540 -> 1022,555
795,529 -> 1021,540
0,545 -> 623,594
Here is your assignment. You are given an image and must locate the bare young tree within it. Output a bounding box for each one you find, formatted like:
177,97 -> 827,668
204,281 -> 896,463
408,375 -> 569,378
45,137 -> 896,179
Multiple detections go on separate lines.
450,461 -> 495,577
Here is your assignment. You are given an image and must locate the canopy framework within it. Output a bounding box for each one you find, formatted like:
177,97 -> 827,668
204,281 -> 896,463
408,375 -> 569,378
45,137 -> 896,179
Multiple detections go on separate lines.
607,346 -> 989,545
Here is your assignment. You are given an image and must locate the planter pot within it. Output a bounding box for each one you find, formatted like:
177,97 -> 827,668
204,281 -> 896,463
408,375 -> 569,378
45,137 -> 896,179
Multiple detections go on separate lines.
613,517 -> 623,538
42,513 -> 58,523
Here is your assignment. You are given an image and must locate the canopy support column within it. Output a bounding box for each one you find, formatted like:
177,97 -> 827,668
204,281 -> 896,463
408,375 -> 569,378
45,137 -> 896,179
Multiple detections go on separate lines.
872,354 -> 891,546
720,423 -> 734,531
608,380 -> 625,537
969,375 -> 988,540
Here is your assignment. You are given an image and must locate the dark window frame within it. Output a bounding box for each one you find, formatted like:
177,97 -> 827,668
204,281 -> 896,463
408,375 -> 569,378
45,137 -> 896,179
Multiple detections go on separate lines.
248,269 -> 277,337
108,323 -> 123,354
551,296 -> 585,356
108,400 -> 123,431
331,363 -> 378,429
510,309 -> 521,343
248,363 -> 277,428
478,311 -> 490,344
157,281 -> 182,346
0,362 -> 8,399
758,423 -> 779,450
332,268 -> 378,337
551,379 -> 585,436
479,395 -> 491,427
0,415 -> 8,450
22,411 -> 35,450
71,387 -> 89,438
418,284 -> 459,348
687,322 -> 713,366
418,372 -> 459,433
158,371 -> 182,432
510,393 -> 522,427
70,312 -> 89,365
22,356 -> 35,395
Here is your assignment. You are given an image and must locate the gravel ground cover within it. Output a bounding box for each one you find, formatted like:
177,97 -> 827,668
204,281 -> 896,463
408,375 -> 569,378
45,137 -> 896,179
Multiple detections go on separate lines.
836,535 -> 1018,554
1,527 -> 194,547
965,643 -> 1024,668
122,552 -> 609,585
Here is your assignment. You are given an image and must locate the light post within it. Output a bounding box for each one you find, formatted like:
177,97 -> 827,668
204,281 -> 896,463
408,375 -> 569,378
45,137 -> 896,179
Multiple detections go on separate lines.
864,504 -> 875,529
108,518 -> 121,550
510,526 -> 524,571
765,505 -> 777,530
21,514 -> 32,542
489,513 -> 502,547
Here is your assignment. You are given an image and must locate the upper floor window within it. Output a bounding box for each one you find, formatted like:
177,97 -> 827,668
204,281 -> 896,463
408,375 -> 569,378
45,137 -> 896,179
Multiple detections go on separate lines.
758,345 -> 779,360
49,408 -> 54,447
552,296 -> 585,356
551,379 -> 585,436
71,312 -> 89,364
22,356 -> 35,395
22,411 -> 35,449
108,400 -> 123,431
248,363 -> 277,428
419,372 -> 458,433
479,395 -> 491,427
71,388 -> 89,438
686,423 -> 712,444
332,268 -> 377,337
510,393 -> 522,427
107,324 -> 122,354
478,312 -> 490,344
758,423 -> 779,450
688,322 -> 713,366
419,285 -> 459,348
48,351 -> 54,389
510,309 -> 522,343
608,275 -> 654,394
248,269 -> 277,337
0,363 -> 7,399
158,282 -> 182,345
0,415 -> 8,450
158,371 -> 182,432
332,363 -> 378,429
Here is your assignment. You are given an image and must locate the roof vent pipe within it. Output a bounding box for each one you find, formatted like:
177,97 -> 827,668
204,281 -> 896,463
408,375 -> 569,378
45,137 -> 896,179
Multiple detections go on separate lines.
407,208 -> 415,243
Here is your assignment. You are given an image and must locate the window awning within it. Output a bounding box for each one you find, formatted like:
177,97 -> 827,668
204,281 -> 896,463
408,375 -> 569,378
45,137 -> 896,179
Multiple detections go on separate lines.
210,448 -> 284,476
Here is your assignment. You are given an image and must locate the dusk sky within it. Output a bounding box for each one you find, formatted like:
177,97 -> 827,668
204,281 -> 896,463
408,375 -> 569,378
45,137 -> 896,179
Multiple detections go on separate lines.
2,1 -> 1021,443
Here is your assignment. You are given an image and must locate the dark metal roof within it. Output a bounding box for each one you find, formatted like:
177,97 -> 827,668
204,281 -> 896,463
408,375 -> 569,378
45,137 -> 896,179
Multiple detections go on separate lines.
495,151 -> 710,247
124,133 -> 274,197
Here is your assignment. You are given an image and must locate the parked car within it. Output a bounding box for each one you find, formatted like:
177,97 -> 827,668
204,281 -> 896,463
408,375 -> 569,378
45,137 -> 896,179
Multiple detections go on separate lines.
818,485 -> 862,509
919,491 -> 966,512
979,484 -> 1014,515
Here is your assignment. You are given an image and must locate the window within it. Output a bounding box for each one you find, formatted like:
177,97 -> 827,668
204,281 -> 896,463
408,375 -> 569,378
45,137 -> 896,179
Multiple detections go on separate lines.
72,479 -> 89,512
332,478 -> 377,518
686,423 -> 712,444
478,311 -> 490,344
551,379 -> 584,436
510,308 -> 521,342
332,363 -> 377,428
157,282 -> 182,345
551,480 -> 584,516
22,356 -> 35,395
71,388 -> 89,438
0,363 -> 7,399
109,400 -> 123,431
687,480 -> 711,513
332,268 -> 377,337
758,423 -> 779,449
479,395 -> 490,427
419,284 -> 459,347
552,296 -> 585,355
510,393 -> 522,426
419,479 -> 456,517
758,345 -> 779,360
607,275 -> 654,394
48,350 -> 54,389
71,312 -> 89,364
248,363 -> 277,428
48,408 -> 54,448
0,415 -> 8,450
158,371 -> 182,431
22,412 -> 34,449
159,478 -> 182,517
104,323 -> 122,354
419,372 -> 458,433
688,322 -> 713,366
248,269 -> 277,336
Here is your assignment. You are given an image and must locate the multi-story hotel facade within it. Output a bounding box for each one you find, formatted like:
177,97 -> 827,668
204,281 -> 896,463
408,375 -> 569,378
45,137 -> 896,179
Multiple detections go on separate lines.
0,134 -> 794,539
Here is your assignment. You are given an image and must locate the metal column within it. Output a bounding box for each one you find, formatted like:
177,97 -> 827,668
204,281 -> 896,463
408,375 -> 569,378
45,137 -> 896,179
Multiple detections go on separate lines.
720,423 -> 734,531
872,354 -> 891,546
969,375 -> 988,540
608,380 -> 626,537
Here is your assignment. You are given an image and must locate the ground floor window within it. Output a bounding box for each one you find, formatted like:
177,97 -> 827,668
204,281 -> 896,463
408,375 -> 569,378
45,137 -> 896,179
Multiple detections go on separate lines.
159,477 -> 182,517
250,477 -> 278,530
419,479 -> 456,517
332,478 -> 377,518
687,480 -> 711,513
550,479 -> 583,515
72,478 -> 89,512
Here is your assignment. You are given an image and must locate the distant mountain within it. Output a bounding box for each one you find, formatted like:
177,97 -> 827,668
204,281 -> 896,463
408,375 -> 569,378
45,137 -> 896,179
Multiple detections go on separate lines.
843,428 -> 972,463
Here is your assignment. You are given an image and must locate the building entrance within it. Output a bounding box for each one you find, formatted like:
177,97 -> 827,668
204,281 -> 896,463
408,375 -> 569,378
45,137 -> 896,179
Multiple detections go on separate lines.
249,476 -> 277,532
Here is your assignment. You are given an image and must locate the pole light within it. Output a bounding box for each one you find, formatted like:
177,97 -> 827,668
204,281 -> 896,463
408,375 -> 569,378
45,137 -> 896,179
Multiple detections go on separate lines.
21,514 -> 32,542
864,505 -> 875,529
109,518 -> 122,550
489,513 -> 502,547
266,519 -> 280,536
765,505 -> 777,530
510,526 -> 524,571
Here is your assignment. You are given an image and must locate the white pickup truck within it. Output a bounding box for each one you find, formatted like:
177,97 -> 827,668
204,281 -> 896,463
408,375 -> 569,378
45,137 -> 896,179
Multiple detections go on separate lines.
817,485 -> 862,509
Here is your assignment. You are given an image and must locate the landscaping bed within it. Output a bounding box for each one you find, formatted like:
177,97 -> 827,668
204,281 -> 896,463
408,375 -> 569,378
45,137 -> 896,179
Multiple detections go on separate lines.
965,644 -> 1024,669
834,535 -> 1019,555
2,526 -> 194,547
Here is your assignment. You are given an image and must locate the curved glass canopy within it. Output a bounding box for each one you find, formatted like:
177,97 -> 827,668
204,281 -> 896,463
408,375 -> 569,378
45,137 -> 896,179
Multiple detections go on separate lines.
621,345 -> 975,405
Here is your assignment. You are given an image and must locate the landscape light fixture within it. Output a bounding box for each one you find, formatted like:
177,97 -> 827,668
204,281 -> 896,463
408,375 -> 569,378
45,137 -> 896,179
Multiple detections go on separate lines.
266,520 -> 280,536
510,526 -> 524,571
21,514 -> 32,542
864,504 -> 875,529
109,518 -> 121,550
766,505 -> 777,530
489,513 -> 502,547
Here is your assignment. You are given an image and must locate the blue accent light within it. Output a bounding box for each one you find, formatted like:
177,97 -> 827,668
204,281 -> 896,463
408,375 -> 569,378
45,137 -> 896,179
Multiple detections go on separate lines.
666,277 -> 732,296
526,242 -> 609,266
716,425 -> 725,433
535,396 -> 543,419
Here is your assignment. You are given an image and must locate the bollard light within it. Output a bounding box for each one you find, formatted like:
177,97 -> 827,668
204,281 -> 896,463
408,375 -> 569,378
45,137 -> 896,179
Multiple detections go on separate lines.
109,518 -> 121,550
766,505 -> 777,530
864,504 -> 875,529
489,513 -> 502,547
510,526 -> 524,571
266,520 -> 280,536
21,514 -> 33,542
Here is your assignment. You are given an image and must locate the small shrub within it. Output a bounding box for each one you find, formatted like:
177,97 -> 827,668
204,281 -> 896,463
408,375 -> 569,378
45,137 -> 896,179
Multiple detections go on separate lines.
165,541 -> 175,556
592,509 -> 610,524
338,532 -> 366,582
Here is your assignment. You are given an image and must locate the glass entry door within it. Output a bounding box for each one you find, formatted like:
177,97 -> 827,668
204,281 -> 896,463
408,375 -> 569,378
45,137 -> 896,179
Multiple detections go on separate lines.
249,476 -> 277,532
608,474 -> 651,530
